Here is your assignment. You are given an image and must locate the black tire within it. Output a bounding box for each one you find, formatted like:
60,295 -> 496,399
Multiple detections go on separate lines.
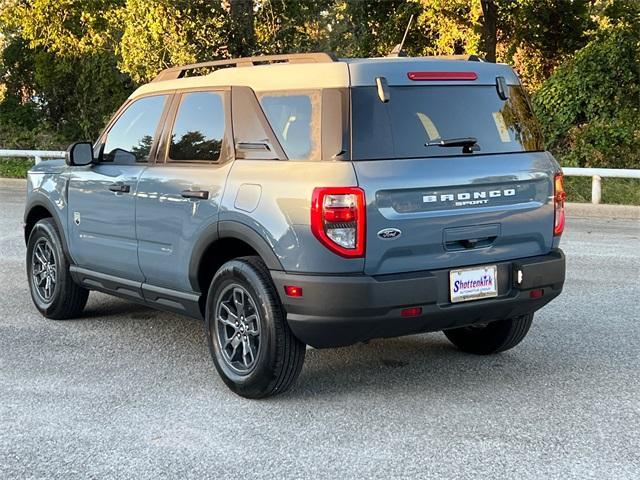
205,256 -> 305,398
26,218 -> 89,319
444,313 -> 534,355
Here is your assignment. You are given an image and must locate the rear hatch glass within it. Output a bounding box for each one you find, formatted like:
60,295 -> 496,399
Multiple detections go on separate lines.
349,84 -> 554,276
351,85 -> 542,160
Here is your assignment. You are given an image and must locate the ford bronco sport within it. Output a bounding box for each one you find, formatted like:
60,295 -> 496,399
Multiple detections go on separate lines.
24,53 -> 566,398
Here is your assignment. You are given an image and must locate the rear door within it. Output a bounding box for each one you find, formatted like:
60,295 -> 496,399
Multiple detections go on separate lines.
350,83 -> 558,276
67,94 -> 169,280
135,89 -> 234,294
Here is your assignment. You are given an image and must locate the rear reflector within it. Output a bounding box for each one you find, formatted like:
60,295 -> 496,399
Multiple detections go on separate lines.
529,289 -> 544,299
401,307 -> 423,317
407,71 -> 478,81
284,285 -> 303,297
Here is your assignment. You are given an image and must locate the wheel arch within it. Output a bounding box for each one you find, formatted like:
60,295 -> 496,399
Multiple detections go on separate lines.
24,197 -> 71,260
190,221 -> 283,315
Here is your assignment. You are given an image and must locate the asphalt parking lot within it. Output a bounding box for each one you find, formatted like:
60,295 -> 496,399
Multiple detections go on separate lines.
1,179 -> 639,479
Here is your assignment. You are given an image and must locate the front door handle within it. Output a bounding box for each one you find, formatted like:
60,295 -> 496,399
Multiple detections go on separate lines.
108,183 -> 130,193
181,190 -> 209,200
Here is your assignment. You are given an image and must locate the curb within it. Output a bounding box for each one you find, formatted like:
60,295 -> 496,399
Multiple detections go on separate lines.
566,202 -> 640,220
0,177 -> 26,188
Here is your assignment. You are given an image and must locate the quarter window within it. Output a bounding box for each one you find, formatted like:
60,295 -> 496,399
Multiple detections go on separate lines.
259,91 -> 321,161
102,95 -> 167,164
169,92 -> 226,162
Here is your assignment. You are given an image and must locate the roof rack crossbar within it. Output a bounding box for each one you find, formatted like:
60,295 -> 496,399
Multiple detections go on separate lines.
152,52 -> 338,82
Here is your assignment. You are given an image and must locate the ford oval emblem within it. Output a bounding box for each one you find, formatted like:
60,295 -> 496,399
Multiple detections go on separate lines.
377,228 -> 402,240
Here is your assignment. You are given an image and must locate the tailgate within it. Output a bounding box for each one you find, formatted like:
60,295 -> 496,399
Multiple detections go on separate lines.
354,152 -> 557,275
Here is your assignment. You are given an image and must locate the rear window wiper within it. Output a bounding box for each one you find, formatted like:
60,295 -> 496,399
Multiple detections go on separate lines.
425,137 -> 480,153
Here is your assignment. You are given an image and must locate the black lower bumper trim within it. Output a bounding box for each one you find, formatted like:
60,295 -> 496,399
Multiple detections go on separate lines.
271,249 -> 565,348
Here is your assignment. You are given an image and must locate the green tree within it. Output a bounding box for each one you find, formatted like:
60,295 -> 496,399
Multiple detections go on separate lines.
0,0 -> 131,143
229,0 -> 255,57
254,0 -> 333,54
329,0 -> 419,57
533,24 -> 640,168
506,0 -> 594,88
117,0 -> 227,83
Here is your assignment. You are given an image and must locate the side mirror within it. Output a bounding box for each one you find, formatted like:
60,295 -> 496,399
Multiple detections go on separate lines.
66,141 -> 94,166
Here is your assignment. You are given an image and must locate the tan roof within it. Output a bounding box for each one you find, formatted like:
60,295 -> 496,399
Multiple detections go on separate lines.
130,53 -> 519,99
130,62 -> 351,99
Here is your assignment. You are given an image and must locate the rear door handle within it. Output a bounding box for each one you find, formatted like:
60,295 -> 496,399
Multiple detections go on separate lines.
108,183 -> 130,193
181,190 -> 209,200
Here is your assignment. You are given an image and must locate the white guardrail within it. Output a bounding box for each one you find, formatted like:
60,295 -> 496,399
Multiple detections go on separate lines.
0,149 -> 66,165
562,167 -> 640,204
1,150 -> 638,204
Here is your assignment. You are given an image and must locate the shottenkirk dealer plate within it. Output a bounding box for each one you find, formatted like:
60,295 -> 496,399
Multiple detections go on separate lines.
449,265 -> 498,303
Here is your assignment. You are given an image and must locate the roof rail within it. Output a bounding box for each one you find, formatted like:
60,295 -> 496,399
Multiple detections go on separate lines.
429,54 -> 485,62
152,52 -> 338,82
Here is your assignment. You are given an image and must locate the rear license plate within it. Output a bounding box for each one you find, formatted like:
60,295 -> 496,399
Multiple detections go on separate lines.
449,265 -> 498,303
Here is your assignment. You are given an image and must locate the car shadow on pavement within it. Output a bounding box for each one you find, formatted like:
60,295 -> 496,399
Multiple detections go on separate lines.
80,300 -> 156,320
289,334 -> 552,400
69,294 -> 557,401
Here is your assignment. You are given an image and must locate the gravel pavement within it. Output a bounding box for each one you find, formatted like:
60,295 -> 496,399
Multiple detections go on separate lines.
1,179 -> 639,479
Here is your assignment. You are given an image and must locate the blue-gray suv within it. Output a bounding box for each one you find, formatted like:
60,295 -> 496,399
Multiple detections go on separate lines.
24,53 -> 566,398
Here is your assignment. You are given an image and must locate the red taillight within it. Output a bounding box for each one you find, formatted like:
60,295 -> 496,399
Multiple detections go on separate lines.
311,187 -> 366,258
407,71 -> 478,81
284,285 -> 303,297
324,207 -> 356,223
554,172 -> 566,236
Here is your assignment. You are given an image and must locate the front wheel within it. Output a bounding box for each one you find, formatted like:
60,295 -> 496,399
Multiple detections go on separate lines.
444,313 -> 534,355
205,256 -> 305,398
26,218 -> 89,319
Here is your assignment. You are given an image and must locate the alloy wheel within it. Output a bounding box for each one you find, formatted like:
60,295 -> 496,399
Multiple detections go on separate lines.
215,284 -> 261,374
31,238 -> 57,302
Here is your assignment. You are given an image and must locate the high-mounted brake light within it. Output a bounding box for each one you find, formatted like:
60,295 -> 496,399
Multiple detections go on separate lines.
311,187 -> 366,258
553,172 -> 566,236
407,71 -> 478,81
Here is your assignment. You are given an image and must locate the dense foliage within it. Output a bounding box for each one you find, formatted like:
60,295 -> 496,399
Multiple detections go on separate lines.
533,25 -> 640,169
0,0 -> 638,173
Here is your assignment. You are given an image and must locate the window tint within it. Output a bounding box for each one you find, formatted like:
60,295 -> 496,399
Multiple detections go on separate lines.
102,95 -> 167,164
351,85 -> 543,160
260,93 -> 319,160
169,92 -> 225,162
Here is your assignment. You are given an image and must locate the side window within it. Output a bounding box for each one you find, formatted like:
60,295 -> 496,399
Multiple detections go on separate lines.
259,91 -> 321,161
168,92 -> 225,162
102,95 -> 167,164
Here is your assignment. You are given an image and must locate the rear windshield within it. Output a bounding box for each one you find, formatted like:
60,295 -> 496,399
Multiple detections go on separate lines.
351,85 -> 542,160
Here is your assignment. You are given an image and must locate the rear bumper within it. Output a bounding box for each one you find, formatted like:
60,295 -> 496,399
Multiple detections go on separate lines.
271,249 -> 565,348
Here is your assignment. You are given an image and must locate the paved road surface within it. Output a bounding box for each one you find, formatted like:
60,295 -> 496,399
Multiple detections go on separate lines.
1,179 -> 638,479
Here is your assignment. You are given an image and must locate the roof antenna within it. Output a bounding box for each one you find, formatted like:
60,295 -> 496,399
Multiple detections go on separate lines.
388,14 -> 414,57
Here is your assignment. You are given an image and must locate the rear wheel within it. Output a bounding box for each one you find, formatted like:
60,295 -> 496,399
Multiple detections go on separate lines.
205,256 -> 305,398
444,313 -> 534,355
26,218 -> 89,319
